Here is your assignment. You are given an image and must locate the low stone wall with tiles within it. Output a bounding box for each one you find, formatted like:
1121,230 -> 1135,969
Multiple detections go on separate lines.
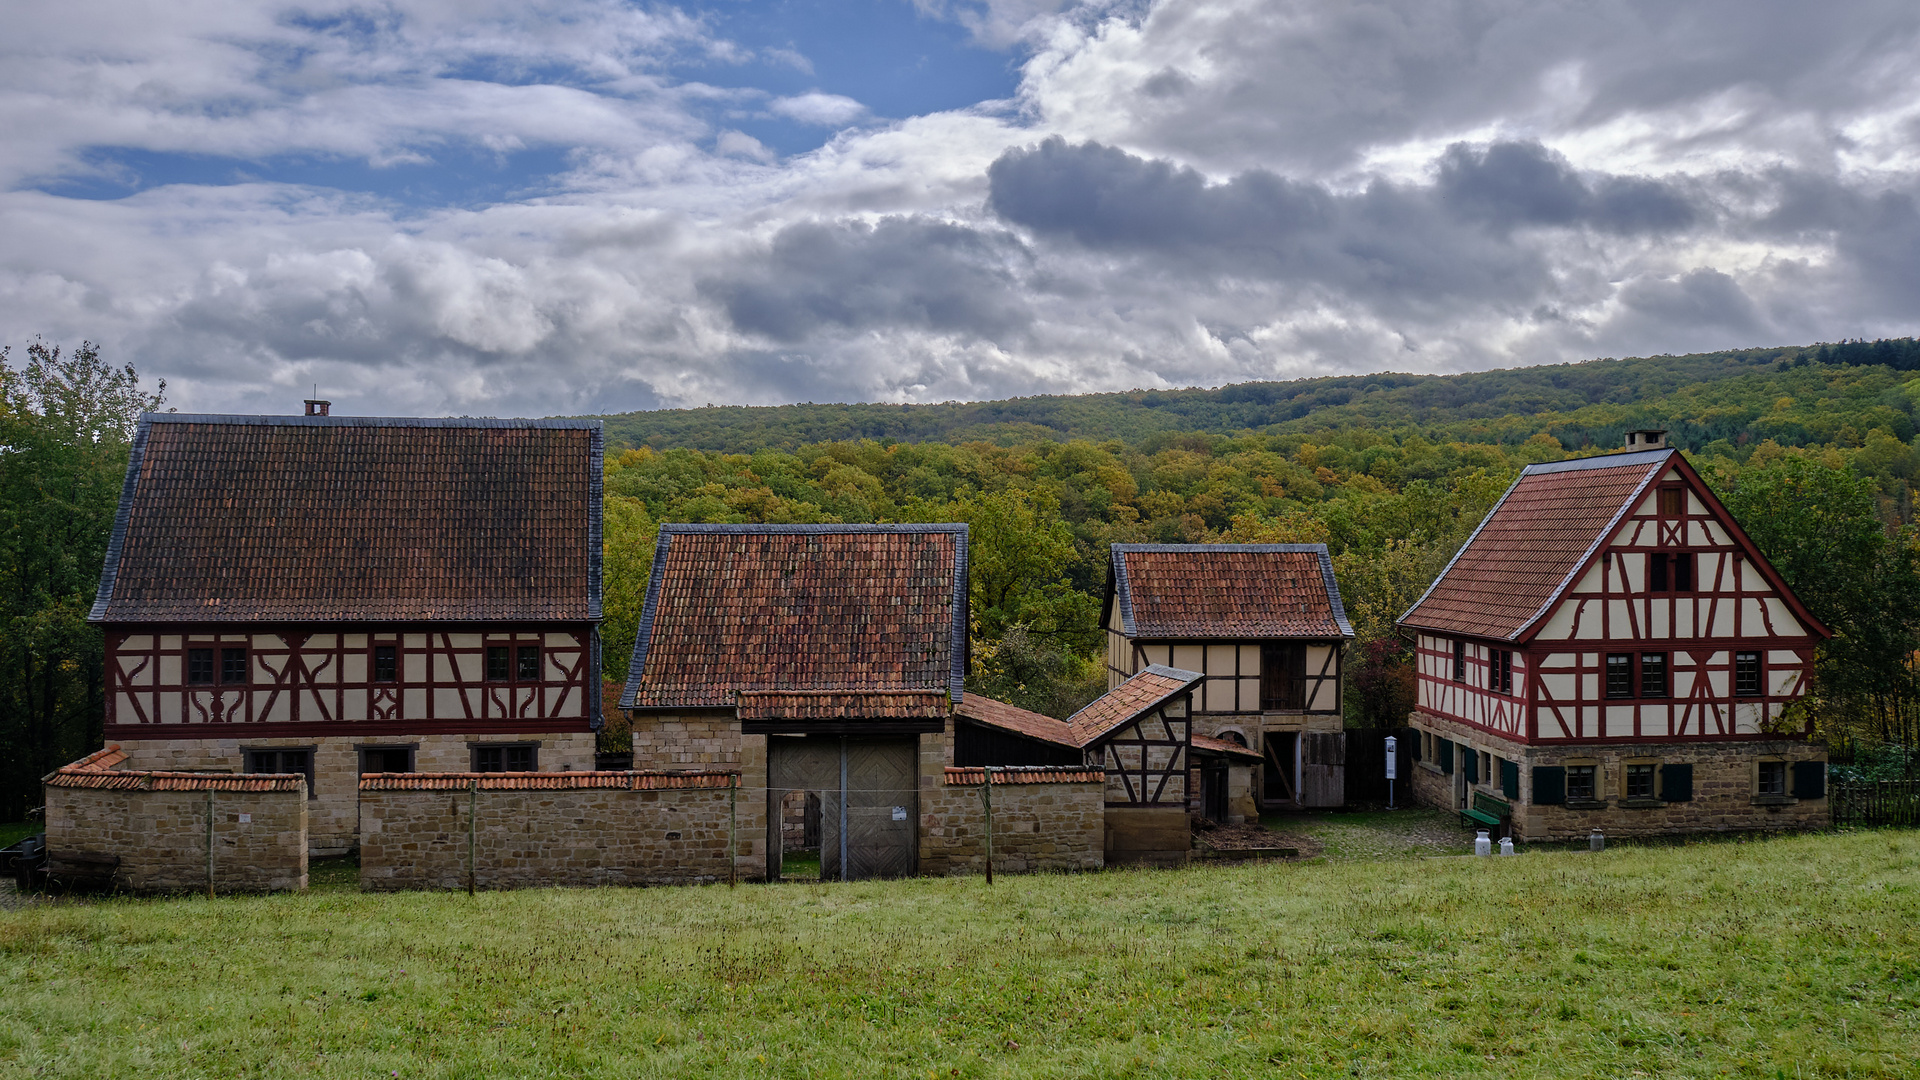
631,711 -> 769,876
43,747 -> 309,892
358,770 -> 753,890
114,731 -> 595,854
919,767 -> 1106,876
1408,711 -> 1830,842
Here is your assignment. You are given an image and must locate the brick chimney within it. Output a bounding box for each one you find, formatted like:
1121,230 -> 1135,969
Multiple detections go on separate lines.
304,399 -> 331,416
1623,429 -> 1667,450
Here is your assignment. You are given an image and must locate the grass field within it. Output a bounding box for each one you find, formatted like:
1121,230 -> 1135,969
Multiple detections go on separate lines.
2,829 -> 1917,1078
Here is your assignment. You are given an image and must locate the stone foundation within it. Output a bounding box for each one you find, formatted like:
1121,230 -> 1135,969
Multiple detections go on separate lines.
114,731 -> 595,853
919,767 -> 1105,875
358,772 -> 747,890
1406,711 -> 1830,841
1104,806 -> 1191,866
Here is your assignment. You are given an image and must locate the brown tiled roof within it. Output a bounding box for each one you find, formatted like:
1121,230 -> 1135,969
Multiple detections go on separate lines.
1398,450 -> 1669,641
1109,544 -> 1352,639
621,524 -> 967,710
1064,665 -> 1202,746
944,766 -> 1106,785
91,415 -> 602,624
736,690 -> 951,720
359,770 -> 737,792
954,695 -> 1077,749
1191,734 -> 1264,761
43,746 -> 306,792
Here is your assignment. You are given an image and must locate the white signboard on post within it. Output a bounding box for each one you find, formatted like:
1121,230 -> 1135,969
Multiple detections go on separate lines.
1384,736 -> 1398,779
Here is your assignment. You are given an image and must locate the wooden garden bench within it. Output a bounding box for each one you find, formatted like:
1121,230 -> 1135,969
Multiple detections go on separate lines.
1461,790 -> 1510,832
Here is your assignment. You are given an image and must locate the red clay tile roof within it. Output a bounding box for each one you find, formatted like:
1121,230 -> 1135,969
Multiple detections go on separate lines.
735,690 -> 951,721
1064,665 -> 1202,746
944,766 -> 1106,785
621,524 -> 967,710
1109,544 -> 1352,639
43,746 -> 306,792
359,770 -> 737,792
954,695 -> 1077,749
1191,734 -> 1264,761
1398,450 -> 1670,641
91,415 -> 602,624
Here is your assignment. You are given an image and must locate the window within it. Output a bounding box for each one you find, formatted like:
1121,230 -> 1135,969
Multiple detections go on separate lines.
1490,649 -> 1514,694
473,744 -> 536,772
373,644 -> 398,683
1625,762 -> 1656,800
220,647 -> 248,685
1649,552 -> 1694,593
1481,751 -> 1493,787
1606,654 -> 1633,698
486,646 -> 511,682
359,746 -> 413,774
516,645 -> 542,682
1659,487 -> 1685,516
1260,643 -> 1306,710
1757,760 -> 1787,797
1640,652 -> 1668,698
187,648 -> 214,685
1649,552 -> 1668,591
1566,764 -> 1598,802
1452,639 -> 1466,682
1674,552 -> 1693,591
1734,652 -> 1761,696
245,749 -> 315,799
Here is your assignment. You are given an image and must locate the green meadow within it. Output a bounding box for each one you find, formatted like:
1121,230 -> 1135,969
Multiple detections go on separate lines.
2,829 -> 1916,1079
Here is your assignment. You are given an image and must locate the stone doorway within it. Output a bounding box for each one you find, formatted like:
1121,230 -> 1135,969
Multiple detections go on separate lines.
767,736 -> 918,881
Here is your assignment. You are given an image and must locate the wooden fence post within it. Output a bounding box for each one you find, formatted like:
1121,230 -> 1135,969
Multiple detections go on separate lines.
728,773 -> 738,889
205,787 -> 215,900
981,767 -> 995,886
467,778 -> 478,897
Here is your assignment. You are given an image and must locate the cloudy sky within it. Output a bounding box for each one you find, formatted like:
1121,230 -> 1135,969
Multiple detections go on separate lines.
4,0 -> 1918,416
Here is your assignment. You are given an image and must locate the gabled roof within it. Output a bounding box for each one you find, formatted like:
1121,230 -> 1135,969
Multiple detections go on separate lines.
621,524 -> 968,710
1397,448 -> 1829,643
1191,733 -> 1264,761
954,695 -> 1078,749
1106,544 -> 1352,640
90,414 -> 603,624
1064,665 -> 1202,746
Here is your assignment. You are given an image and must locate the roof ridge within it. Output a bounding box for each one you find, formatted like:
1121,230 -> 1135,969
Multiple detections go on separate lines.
142,413 -> 603,429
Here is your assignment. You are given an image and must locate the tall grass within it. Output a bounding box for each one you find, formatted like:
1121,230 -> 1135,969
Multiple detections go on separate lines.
1,830 -> 1915,1078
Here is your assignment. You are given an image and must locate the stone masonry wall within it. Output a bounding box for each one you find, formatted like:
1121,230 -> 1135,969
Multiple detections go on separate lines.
44,784 -> 308,892
919,768 -> 1105,876
1407,711 -> 1830,842
630,711 -> 769,880
116,731 -> 595,854
359,776 -> 744,890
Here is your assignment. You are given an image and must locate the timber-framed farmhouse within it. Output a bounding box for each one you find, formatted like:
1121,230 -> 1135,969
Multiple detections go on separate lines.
88,407 -> 605,853
1397,432 -> 1834,839
1103,543 -> 1353,810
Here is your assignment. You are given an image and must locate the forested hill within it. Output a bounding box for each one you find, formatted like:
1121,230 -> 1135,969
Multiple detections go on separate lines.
589,339 -> 1920,454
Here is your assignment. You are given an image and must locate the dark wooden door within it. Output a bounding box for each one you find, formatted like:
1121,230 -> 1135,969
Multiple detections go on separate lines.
768,736 -> 917,881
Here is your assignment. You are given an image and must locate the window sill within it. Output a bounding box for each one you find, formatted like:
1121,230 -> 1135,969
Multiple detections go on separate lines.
1751,795 -> 1796,807
1618,798 -> 1664,809
1565,799 -> 1609,810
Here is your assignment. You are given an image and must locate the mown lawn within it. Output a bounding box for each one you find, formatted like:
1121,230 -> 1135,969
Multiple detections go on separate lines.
2,830 -> 1917,1078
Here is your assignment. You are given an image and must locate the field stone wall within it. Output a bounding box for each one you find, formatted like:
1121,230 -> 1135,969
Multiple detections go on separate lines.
359,781 -> 746,890
44,784 -> 309,893
918,770 -> 1105,876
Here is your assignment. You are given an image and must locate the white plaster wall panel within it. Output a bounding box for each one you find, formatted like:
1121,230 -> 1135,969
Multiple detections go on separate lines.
404,688 -> 426,716
1172,645 -> 1204,673
1766,598 -> 1803,636
433,688 -> 463,718
342,652 -> 367,683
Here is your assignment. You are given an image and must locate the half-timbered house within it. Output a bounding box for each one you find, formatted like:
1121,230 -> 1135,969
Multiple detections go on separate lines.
1063,664 -> 1204,864
1103,543 -> 1353,810
89,406 -> 604,853
1397,432 -> 1833,840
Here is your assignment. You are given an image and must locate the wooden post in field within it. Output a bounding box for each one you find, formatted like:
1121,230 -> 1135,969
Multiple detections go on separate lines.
981,767 -> 995,886
728,773 -> 738,889
467,778 -> 478,897
205,787 -> 215,900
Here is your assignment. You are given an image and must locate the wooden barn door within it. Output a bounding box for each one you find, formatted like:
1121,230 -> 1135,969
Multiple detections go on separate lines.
768,736 -> 918,881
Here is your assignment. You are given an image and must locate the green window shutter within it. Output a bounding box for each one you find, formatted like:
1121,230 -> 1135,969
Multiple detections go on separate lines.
1409,731 -> 1421,762
1533,766 -> 1565,805
1660,763 -> 1693,802
1501,759 -> 1520,800
1792,761 -> 1826,800
1437,738 -> 1454,774
1463,748 -> 1479,785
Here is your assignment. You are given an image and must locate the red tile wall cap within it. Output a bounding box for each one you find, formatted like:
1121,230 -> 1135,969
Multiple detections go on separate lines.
953,695 -> 1078,748
944,766 -> 1106,786
1107,543 -> 1353,640
89,414 -> 603,625
1191,734 -> 1264,761
1064,664 -> 1203,747
621,524 -> 968,710
44,762 -> 305,793
735,689 -> 952,720
358,769 -> 740,792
